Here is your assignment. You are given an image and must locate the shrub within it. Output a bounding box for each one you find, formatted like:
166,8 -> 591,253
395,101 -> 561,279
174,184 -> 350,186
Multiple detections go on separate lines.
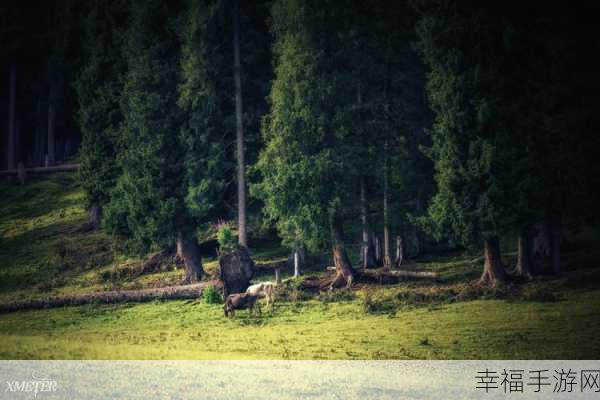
216,222 -> 238,253
203,284 -> 222,304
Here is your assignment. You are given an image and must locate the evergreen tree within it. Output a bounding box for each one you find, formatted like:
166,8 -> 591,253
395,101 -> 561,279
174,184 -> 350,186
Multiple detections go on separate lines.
232,0 -> 248,248
46,0 -> 78,167
416,2 -> 515,285
105,0 -> 203,282
256,0 -> 356,287
507,4 -> 600,275
75,0 -> 127,228
178,0 -> 227,241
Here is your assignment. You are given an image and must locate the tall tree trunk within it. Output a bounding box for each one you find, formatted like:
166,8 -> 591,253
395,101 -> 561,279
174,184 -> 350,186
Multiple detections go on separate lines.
374,234 -> 381,265
515,228 -> 533,278
329,204 -> 355,289
293,249 -> 300,277
89,206 -> 101,230
7,64 -> 16,170
289,244 -> 306,274
17,162 -> 26,185
394,235 -> 403,268
232,0 -> 247,248
550,215 -> 561,274
33,99 -> 41,166
274,268 -> 282,285
177,231 -> 203,283
47,95 -> 56,167
413,198 -> 423,257
34,97 -> 47,167
15,119 -> 21,166
479,236 -> 506,286
382,140 -> 391,269
531,222 -> 550,266
360,178 -> 376,268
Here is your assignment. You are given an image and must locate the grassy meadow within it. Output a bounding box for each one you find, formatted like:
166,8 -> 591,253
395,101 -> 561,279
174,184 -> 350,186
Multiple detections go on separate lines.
1,173 -> 599,359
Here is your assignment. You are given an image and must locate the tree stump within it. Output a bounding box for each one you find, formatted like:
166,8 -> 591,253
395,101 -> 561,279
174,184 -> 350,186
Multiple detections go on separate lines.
218,246 -> 254,296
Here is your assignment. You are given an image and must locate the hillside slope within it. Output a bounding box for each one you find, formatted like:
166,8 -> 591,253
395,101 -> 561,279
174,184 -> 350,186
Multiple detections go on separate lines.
1,174 -> 599,359
0,174 -> 198,302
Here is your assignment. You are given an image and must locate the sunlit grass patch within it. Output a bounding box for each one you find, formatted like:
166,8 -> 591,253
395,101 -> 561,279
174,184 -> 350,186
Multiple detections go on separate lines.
1,174 -> 600,360
0,288 -> 599,359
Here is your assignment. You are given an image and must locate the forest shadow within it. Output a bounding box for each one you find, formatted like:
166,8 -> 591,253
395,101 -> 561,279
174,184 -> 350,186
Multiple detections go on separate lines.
0,217 -> 112,295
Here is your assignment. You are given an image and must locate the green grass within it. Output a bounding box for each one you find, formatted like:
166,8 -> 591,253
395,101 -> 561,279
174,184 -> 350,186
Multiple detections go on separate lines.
0,286 -> 598,359
0,174 -> 111,299
0,174 -> 207,300
1,174 -> 600,359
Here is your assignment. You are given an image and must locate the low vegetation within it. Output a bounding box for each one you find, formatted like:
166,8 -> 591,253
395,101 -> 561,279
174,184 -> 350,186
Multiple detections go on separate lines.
1,174 -> 599,359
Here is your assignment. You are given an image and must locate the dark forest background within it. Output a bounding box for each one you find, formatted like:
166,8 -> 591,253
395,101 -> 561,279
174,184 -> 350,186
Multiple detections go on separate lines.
2,0 -> 600,287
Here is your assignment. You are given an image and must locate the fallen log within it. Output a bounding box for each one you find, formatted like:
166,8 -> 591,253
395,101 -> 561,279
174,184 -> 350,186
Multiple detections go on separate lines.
326,266 -> 438,279
0,163 -> 80,176
319,267 -> 439,288
254,259 -> 288,270
0,281 -> 218,313
375,270 -> 438,278
359,268 -> 438,283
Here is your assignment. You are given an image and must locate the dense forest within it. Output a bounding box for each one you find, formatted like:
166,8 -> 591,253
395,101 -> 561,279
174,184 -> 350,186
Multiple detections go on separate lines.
2,0 -> 599,290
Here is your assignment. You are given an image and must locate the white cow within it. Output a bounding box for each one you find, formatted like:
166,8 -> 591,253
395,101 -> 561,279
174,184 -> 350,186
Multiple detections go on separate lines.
246,282 -> 276,310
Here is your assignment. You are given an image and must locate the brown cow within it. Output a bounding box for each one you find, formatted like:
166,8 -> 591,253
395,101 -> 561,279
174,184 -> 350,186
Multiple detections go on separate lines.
224,293 -> 260,318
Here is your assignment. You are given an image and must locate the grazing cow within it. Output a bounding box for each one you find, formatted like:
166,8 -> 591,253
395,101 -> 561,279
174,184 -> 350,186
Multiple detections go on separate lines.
224,293 -> 260,318
246,282 -> 276,309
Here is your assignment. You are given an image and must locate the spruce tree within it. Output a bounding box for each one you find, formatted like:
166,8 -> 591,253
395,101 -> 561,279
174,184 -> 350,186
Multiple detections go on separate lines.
105,0 -> 203,282
416,2 -> 515,285
178,0 -> 227,242
75,0 -> 127,228
507,5 -> 600,275
350,0 -> 432,268
256,0 -> 356,287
